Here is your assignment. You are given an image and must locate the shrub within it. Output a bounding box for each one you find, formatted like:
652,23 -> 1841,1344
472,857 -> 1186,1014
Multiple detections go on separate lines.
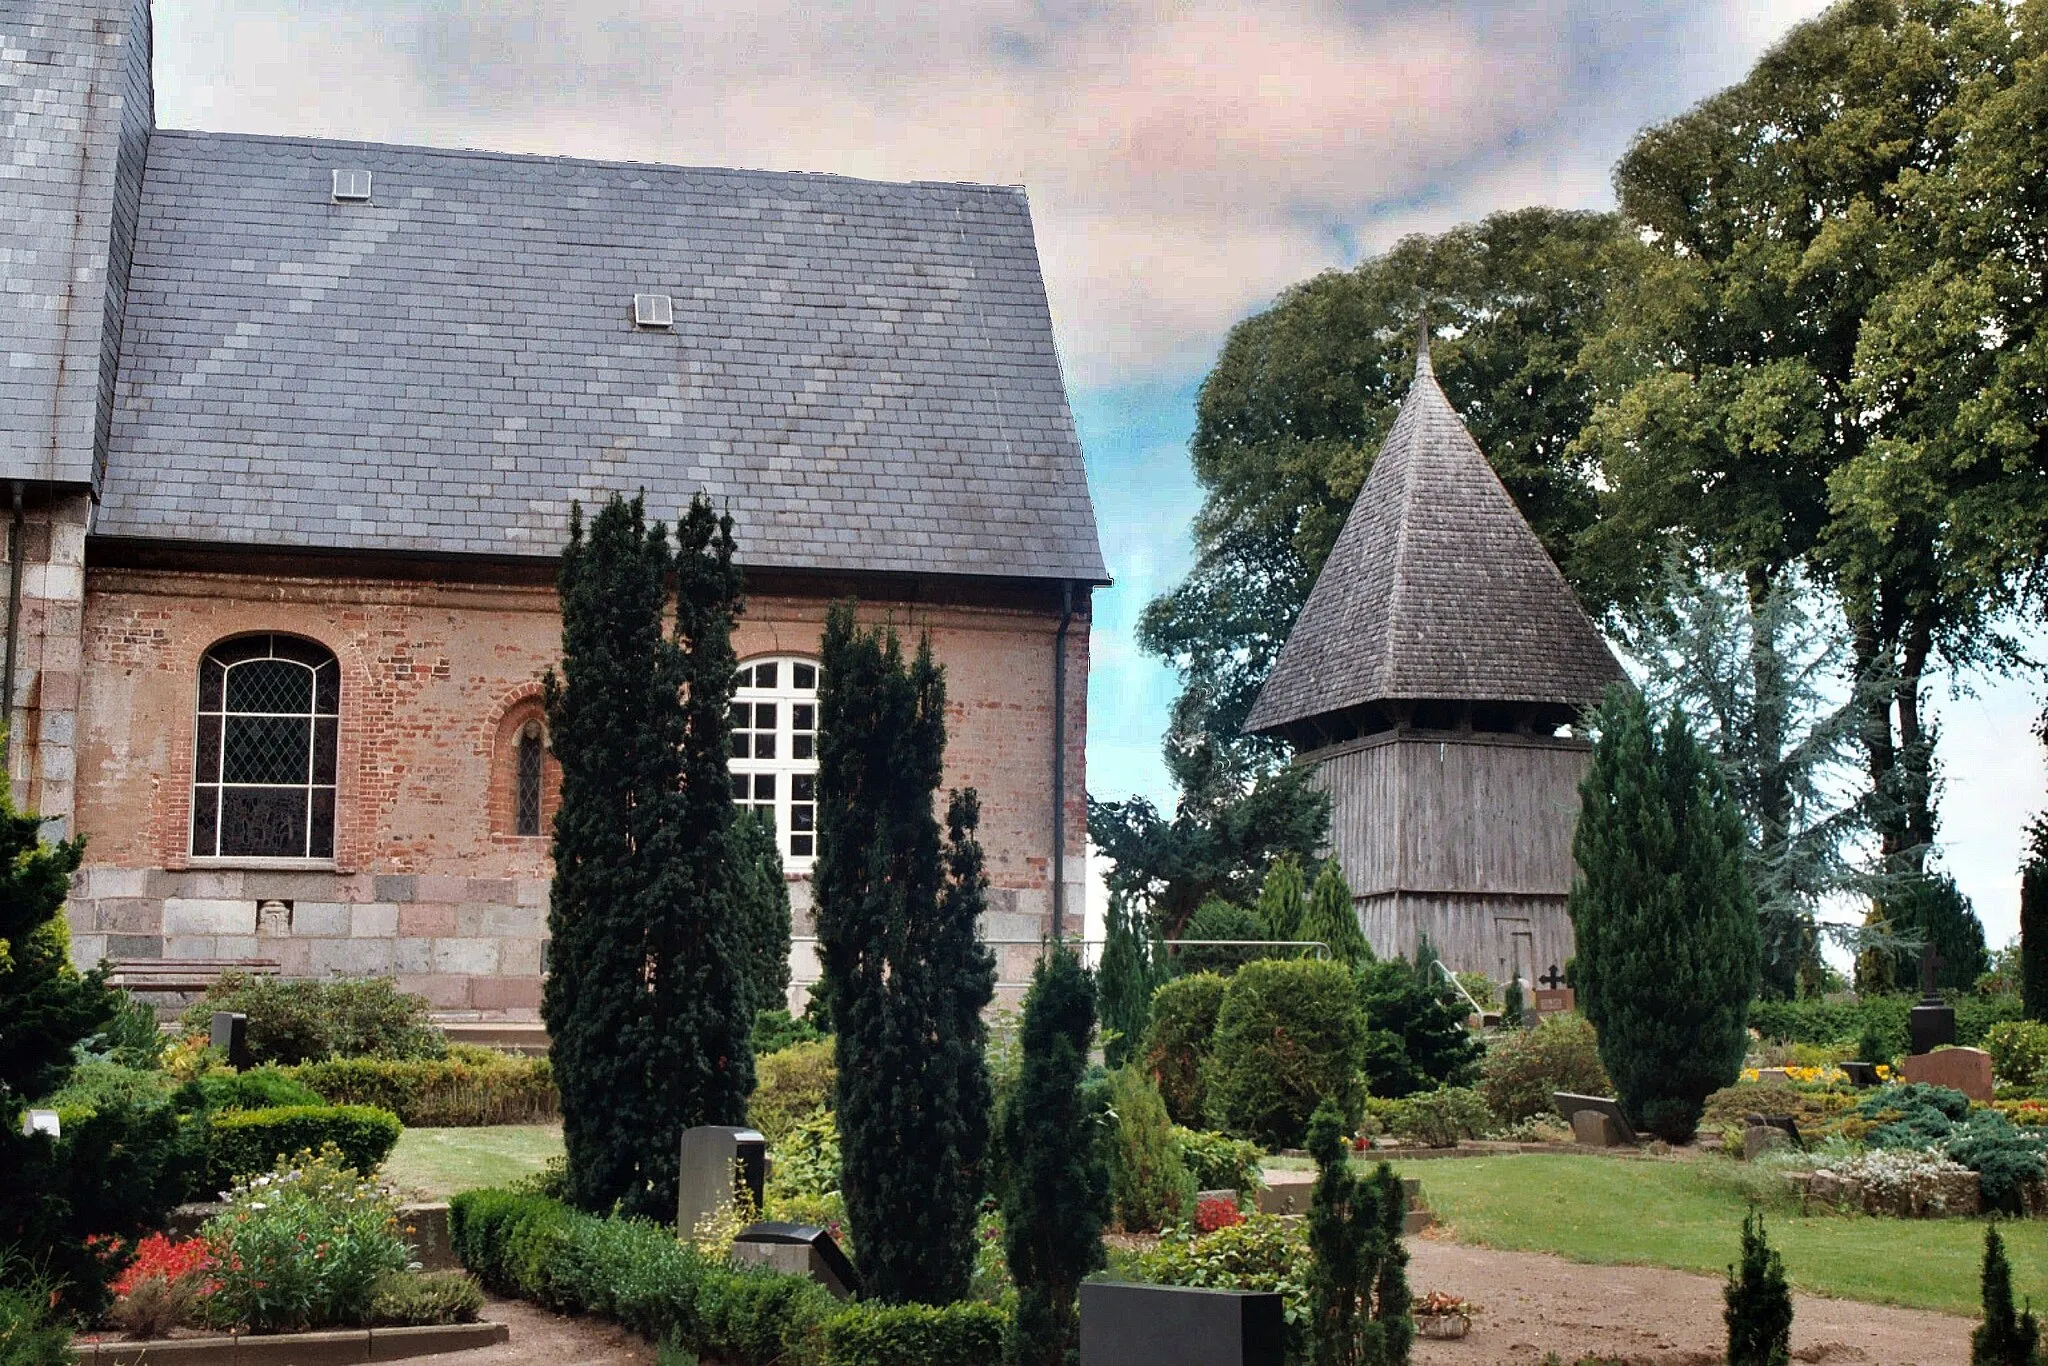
1298,858 -> 1371,969
107,1234 -> 216,1339
1391,1086 -> 1492,1148
180,972 -> 445,1065
1136,1215 -> 1309,1355
751,1009 -> 826,1057
1173,899 -> 1271,976
366,1271 -> 484,1327
767,1109 -> 842,1200
197,1065 -> 324,1112
1144,973 -> 1227,1127
1723,1210 -> 1793,1366
1479,1014 -> 1611,1123
0,1280 -> 74,1366
1357,958 -> 1481,1099
1973,1223 -> 2041,1366
1105,1067 -> 1196,1233
1207,958 -> 1366,1147
1172,1127 -> 1264,1195
1987,1022 -> 2048,1090
206,1105 -> 402,1189
447,1189 -> 841,1365
284,1051 -> 556,1126
822,1301 -> 1006,1366
79,991 -> 168,1072
750,1041 -> 836,1145
1748,993 -> 2022,1051
202,1146 -> 410,1332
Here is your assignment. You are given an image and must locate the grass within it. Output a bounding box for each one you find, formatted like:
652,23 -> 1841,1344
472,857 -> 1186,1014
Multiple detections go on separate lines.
384,1123 -> 563,1199
1378,1151 -> 2038,1317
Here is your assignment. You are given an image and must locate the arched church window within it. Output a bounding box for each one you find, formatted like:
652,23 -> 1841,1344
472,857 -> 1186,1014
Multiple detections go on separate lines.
729,656 -> 820,868
192,634 -> 340,860
515,720 -> 545,837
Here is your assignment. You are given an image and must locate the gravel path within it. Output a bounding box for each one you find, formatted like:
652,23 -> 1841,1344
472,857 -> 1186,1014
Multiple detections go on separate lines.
422,1298 -> 658,1365
1408,1236 -> 1974,1365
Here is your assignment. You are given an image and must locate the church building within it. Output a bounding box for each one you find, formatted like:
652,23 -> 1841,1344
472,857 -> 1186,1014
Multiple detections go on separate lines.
4,0 -> 1105,1017
1244,328 -> 1623,983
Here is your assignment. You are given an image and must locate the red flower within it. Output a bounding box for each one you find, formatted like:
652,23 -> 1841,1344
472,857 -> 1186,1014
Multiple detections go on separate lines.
110,1235 -> 217,1299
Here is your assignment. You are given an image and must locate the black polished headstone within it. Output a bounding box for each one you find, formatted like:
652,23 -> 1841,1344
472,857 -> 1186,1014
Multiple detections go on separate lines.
210,1011 -> 251,1071
1909,1001 -> 1957,1057
1080,1282 -> 1285,1366
732,1221 -> 860,1299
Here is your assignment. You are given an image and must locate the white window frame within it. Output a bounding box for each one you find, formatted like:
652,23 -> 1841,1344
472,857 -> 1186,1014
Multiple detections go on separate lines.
729,655 -> 821,872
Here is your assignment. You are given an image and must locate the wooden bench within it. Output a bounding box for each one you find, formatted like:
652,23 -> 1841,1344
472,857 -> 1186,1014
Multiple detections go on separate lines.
106,957 -> 281,997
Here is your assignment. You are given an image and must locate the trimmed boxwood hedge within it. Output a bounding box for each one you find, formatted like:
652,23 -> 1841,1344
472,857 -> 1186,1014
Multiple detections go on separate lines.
448,1188 -> 1005,1366
207,1104 -> 403,1187
283,1051 -> 557,1126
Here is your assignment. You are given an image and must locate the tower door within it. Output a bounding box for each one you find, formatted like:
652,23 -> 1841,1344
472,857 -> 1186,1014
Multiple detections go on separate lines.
1493,916 -> 1534,988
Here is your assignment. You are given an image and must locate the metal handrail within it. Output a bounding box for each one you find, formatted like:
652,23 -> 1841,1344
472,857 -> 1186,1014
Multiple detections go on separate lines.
1431,959 -> 1488,1018
787,937 -> 1334,991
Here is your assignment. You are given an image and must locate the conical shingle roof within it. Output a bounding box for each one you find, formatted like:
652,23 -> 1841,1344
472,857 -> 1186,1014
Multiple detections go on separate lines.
1244,332 -> 1623,740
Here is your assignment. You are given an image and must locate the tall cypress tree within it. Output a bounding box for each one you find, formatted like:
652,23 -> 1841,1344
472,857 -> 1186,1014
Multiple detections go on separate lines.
1300,859 -> 1372,969
2023,819 -> 2048,1023
1255,854 -> 1307,940
1002,946 -> 1107,1366
1098,893 -> 1163,1070
732,808 -> 794,1018
1570,684 -> 1759,1143
815,602 -> 996,1305
544,493 -> 752,1221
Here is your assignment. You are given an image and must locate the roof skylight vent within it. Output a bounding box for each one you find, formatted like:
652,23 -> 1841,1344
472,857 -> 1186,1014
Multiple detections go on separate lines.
331,169 -> 372,202
633,293 -> 675,329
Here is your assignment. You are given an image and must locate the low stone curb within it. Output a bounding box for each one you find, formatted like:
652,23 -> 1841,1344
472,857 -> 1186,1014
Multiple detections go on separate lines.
77,1320 -> 508,1364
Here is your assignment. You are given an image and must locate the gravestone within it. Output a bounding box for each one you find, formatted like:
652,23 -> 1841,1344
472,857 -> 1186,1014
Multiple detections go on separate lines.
1079,1282 -> 1285,1366
1554,1092 -> 1637,1146
731,1222 -> 860,1299
1901,1047 -> 1994,1102
1909,944 -> 1957,1056
1531,965 -> 1577,1017
1841,1061 -> 1880,1088
210,1011 -> 252,1071
19,1109 -> 59,1138
676,1126 -> 766,1237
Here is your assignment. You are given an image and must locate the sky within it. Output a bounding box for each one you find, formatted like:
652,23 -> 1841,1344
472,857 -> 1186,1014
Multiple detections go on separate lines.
152,0 -> 2043,954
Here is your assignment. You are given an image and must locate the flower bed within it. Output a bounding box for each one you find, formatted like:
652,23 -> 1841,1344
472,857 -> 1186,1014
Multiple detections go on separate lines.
1799,1150 -> 1981,1218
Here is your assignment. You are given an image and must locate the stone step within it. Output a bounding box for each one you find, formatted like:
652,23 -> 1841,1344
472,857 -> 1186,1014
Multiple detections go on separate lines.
1255,1168 -> 1433,1232
436,1019 -> 549,1055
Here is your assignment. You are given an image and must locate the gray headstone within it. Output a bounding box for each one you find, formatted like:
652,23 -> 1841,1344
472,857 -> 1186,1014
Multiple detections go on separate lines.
1570,1110 -> 1625,1148
210,1011 -> 251,1071
731,1221 -> 859,1299
1080,1282 -> 1285,1366
1553,1092 -> 1637,1145
677,1125 -> 766,1237
1744,1125 -> 1794,1161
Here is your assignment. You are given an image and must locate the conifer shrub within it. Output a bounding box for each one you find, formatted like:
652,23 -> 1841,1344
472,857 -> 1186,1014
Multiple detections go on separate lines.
1256,855 -> 1308,941
1357,960 -> 1482,1100
1724,1209 -> 1793,1366
1001,947 -> 1106,1366
1144,972 -> 1229,1127
1876,871 -> 1990,994
1104,1067 -> 1196,1233
815,605 -> 996,1305
1973,1223 -> 2041,1366
1306,1102 -> 1412,1366
1570,686 -> 1758,1142
1501,977 -> 1525,1029
1478,1015 -> 1611,1123
1299,860 -> 1372,969
544,494 -> 754,1221
1098,894 -> 1165,1069
1174,898 -> 1270,975
1207,958 -> 1366,1147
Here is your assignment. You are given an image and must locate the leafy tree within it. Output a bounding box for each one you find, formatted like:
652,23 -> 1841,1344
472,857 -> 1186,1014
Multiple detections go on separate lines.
1587,0 -> 2035,891
1356,959 -> 1481,1100
1089,760 -> 1327,938
1001,946 -> 1107,1366
1255,854 -> 1308,940
815,603 -> 996,1305
2024,805 -> 2048,1021
731,808 -> 793,1018
543,494 -> 752,1221
1622,561 -> 1882,996
1870,869 -> 1990,994
1973,1222 -> 2042,1366
1306,1102 -> 1413,1366
1143,208 -> 1645,773
1724,1209 -> 1793,1366
1570,685 -> 1759,1142
1299,859 -> 1371,970
1098,894 -> 1165,1070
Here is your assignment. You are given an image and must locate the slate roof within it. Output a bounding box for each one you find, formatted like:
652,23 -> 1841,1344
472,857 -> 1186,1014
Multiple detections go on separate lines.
1244,334 -> 1623,736
96,131 -> 1106,582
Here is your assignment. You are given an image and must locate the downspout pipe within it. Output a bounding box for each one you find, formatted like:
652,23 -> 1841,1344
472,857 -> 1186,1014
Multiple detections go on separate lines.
1051,580 -> 1075,942
2,481 -> 24,769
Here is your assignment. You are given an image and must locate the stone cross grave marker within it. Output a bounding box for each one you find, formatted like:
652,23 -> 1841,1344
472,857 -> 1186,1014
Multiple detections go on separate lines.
1532,964 -> 1576,1017
1539,965 -> 1566,990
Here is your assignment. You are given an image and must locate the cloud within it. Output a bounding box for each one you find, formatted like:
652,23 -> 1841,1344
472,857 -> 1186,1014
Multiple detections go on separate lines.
152,0 -> 1832,388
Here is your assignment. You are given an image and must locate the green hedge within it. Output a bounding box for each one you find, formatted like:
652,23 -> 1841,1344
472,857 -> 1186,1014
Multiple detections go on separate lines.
1748,993 -> 2022,1051
207,1105 -> 403,1188
448,1189 -> 1006,1366
283,1052 -> 557,1126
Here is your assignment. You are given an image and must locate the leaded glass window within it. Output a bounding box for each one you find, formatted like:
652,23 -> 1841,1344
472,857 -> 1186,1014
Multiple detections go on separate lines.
729,656 -> 820,867
192,634 -> 340,860
515,721 -> 545,837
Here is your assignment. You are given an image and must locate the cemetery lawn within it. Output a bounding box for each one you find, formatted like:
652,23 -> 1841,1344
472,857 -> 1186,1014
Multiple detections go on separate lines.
386,1123 -> 564,1199
1386,1153 -> 2041,1316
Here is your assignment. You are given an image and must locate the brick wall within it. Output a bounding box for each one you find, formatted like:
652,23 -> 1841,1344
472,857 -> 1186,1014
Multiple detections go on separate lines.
69,564 -> 1089,1016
